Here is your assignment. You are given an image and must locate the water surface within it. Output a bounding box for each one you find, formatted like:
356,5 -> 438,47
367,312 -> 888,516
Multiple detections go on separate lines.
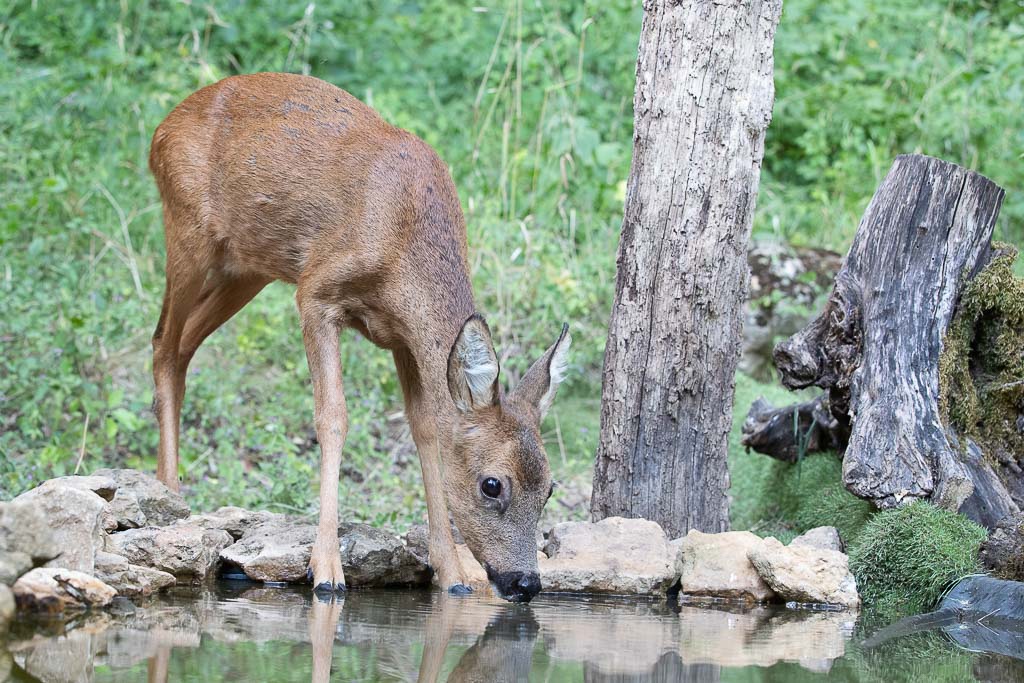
3,582 -> 1021,682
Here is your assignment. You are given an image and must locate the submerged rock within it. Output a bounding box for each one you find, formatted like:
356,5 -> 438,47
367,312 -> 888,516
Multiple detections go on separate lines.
106,523 -> 232,581
94,551 -> 176,597
12,478 -> 110,573
539,517 -> 677,594
748,537 -> 859,608
12,567 -> 117,612
791,526 -> 843,552
92,468 -> 190,529
677,530 -> 776,603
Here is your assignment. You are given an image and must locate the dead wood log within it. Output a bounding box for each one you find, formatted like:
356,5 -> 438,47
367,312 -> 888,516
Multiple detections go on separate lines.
764,154 -> 1016,526
740,394 -> 847,462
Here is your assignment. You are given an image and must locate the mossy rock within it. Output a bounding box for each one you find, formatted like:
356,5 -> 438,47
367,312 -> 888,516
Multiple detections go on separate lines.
849,501 -> 987,617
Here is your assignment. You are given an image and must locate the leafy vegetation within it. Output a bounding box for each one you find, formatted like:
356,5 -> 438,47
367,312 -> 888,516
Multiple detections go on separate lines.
2,0 -> 1021,543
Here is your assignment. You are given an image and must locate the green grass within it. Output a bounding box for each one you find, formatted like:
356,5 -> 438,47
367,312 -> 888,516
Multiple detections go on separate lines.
2,0 -> 1022,539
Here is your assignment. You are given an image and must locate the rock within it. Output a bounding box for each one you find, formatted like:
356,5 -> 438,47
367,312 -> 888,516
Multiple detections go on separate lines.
188,506 -> 281,540
339,523 -> 432,587
42,474 -> 118,500
539,517 -> 677,594
13,478 -> 109,573
92,468 -> 190,529
221,522 -> 431,586
106,523 -> 232,581
748,537 -> 860,608
12,567 -> 117,612
0,499 -> 60,567
0,551 -> 32,587
220,523 -> 316,583
94,551 -> 176,597
791,526 -> 843,552
403,524 -> 430,566
677,530 -> 775,603
979,512 -> 1024,580
0,583 -> 13,630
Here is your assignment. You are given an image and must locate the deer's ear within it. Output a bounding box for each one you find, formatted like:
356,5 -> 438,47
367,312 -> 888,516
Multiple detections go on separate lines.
447,314 -> 500,413
512,323 -> 571,419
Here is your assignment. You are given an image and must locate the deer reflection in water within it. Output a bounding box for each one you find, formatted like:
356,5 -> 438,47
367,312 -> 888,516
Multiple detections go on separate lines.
3,585 -> 869,682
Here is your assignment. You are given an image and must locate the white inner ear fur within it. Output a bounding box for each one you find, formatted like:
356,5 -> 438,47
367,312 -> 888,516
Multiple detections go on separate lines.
458,327 -> 499,409
538,332 -> 571,417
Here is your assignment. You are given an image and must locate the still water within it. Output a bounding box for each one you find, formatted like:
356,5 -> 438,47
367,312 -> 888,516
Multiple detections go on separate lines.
4,582 -> 1021,682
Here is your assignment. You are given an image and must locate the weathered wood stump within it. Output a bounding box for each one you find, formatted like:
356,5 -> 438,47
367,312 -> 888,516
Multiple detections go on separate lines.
747,154 -> 1016,527
590,0 -> 783,537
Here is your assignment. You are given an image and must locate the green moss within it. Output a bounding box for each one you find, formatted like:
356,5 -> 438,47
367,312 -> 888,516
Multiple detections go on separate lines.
849,501 -> 987,617
940,242 -> 1024,459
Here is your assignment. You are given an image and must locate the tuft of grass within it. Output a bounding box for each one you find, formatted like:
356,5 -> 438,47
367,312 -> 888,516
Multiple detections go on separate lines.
849,500 -> 987,617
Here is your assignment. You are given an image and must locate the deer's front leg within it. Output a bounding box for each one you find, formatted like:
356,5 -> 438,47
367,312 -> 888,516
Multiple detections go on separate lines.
393,349 -> 470,594
300,302 -> 347,593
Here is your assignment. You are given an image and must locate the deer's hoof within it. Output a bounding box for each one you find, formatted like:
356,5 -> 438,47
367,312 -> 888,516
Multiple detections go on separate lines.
313,580 -> 347,595
448,583 -> 473,596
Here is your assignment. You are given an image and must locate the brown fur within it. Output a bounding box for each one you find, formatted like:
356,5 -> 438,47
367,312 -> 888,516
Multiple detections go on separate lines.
148,73 -> 568,598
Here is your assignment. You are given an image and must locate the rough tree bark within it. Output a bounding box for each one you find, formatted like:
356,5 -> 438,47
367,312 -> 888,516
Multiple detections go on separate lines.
764,154 -> 1013,525
590,0 -> 782,537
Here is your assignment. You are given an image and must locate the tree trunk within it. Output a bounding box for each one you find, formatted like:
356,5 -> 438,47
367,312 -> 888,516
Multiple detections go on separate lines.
590,0 -> 782,537
771,154 -> 1013,525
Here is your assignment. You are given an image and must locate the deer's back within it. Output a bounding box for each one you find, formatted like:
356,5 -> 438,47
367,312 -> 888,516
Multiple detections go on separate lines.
149,72 -> 464,286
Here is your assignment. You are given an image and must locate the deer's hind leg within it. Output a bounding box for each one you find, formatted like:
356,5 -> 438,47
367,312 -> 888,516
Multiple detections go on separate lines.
152,224 -> 210,490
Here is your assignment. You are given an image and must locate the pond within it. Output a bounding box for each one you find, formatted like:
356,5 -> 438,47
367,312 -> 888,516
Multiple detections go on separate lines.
3,582 -> 1021,682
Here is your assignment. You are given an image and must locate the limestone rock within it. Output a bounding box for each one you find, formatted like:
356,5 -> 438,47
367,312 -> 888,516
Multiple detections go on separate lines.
403,524 -> 430,566
221,522 -> 431,586
0,583 -> 13,630
539,517 -> 677,594
677,530 -> 775,603
13,478 -> 109,573
13,567 -> 117,612
791,526 -> 843,552
94,551 -> 176,597
979,512 -> 1024,581
92,468 -> 190,529
748,537 -> 860,608
339,523 -> 432,587
106,523 -> 232,581
188,506 -> 281,540
42,474 -> 118,500
0,499 -> 59,567
220,523 -> 316,583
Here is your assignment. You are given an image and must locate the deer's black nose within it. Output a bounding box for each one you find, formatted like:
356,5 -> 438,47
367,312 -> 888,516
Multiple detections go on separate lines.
514,572 -> 542,602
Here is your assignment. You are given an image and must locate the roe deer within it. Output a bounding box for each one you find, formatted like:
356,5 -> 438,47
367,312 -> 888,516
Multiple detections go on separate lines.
148,72 -> 570,602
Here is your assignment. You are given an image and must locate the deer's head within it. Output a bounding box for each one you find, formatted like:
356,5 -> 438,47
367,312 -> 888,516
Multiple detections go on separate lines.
445,315 -> 570,602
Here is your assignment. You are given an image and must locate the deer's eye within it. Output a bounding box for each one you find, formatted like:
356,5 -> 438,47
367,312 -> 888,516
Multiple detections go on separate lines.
481,477 -> 502,499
